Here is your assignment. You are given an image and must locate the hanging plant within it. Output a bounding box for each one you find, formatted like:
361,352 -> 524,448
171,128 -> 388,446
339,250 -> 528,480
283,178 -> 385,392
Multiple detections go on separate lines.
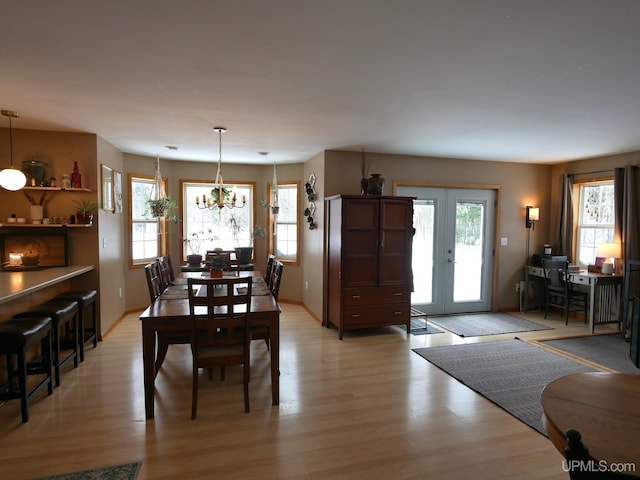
210,185 -> 232,205
145,197 -> 178,222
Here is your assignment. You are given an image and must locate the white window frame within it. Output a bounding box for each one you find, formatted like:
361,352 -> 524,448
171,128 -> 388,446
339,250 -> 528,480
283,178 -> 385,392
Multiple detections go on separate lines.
181,180 -> 256,260
268,181 -> 299,265
129,174 -> 167,267
575,179 -> 615,266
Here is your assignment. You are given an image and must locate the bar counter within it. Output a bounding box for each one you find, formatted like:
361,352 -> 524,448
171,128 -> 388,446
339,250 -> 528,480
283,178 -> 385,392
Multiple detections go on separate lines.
0,266 -> 95,320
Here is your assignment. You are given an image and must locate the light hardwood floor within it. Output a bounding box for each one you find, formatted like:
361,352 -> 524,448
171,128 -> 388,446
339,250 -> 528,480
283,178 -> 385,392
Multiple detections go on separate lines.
0,304 -> 616,479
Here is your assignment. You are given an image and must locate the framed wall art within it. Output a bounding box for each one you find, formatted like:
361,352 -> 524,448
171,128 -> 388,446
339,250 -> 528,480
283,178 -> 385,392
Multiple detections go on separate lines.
113,169 -> 123,214
101,164 -> 114,212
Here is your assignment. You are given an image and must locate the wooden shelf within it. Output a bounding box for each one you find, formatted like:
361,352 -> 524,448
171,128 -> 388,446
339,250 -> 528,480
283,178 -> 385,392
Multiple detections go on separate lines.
23,186 -> 91,192
0,223 -> 92,228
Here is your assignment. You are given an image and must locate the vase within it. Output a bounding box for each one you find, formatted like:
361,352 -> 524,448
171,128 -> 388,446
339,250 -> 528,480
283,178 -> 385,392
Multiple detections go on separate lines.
210,269 -> 223,278
76,211 -> 94,225
235,247 -> 253,265
186,254 -> 202,266
366,173 -> 385,195
30,205 -> 44,223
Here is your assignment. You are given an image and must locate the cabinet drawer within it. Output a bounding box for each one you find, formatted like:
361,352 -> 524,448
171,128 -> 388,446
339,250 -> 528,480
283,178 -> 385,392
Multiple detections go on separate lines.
571,275 -> 590,285
343,286 -> 409,305
343,304 -> 410,326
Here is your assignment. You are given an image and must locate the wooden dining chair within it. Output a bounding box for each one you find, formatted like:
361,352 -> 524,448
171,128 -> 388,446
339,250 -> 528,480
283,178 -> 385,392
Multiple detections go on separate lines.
264,254 -> 276,287
157,255 -> 175,288
252,260 -> 283,350
187,276 -> 253,419
146,260 -> 189,377
144,261 -> 165,303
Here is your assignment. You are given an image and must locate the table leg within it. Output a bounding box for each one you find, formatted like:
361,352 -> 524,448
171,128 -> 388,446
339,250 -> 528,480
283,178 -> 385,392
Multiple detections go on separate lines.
270,314 -> 279,405
142,322 -> 156,419
589,279 -> 596,333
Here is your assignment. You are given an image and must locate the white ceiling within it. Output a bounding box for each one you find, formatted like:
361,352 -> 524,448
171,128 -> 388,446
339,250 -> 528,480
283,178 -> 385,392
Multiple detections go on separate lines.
2,0 -> 640,166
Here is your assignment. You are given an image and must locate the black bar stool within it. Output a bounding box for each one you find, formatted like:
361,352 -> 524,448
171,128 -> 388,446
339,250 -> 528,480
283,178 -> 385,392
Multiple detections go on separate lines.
14,300 -> 79,387
54,290 -> 99,362
0,316 -> 54,422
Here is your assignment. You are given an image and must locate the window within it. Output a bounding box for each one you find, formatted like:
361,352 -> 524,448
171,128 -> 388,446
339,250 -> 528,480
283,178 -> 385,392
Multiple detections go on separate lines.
268,182 -> 299,264
130,174 -> 166,266
181,181 -> 255,259
576,179 -> 615,266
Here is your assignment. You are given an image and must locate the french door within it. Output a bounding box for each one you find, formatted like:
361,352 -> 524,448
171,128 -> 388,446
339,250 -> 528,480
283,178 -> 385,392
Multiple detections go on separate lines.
397,186 -> 496,315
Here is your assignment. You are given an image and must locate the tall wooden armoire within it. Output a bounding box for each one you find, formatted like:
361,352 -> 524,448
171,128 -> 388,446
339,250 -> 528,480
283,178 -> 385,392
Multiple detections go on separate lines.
325,195 -> 415,339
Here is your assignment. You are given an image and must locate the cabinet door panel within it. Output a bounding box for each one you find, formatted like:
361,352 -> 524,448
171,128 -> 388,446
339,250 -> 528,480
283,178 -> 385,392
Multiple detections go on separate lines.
379,199 -> 413,286
342,199 -> 379,286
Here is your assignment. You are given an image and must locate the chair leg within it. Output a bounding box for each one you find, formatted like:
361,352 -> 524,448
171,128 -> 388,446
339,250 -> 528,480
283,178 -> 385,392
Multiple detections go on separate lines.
154,338 -> 169,377
192,365 -> 199,420
243,363 -> 250,413
17,349 -> 29,423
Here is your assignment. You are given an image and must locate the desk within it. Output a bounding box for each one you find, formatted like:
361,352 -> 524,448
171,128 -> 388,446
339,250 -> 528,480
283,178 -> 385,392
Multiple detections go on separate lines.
525,266 -> 623,333
139,271 -> 280,420
541,372 -> 640,467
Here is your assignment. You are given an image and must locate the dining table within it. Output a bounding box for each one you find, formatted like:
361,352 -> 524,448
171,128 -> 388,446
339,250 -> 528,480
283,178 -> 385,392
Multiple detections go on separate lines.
139,270 -> 281,420
541,372 -> 640,469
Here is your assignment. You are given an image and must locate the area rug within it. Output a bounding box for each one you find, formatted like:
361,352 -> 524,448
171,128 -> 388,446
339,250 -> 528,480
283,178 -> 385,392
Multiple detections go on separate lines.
427,312 -> 552,337
32,462 -> 141,480
413,338 -> 596,434
540,334 -> 640,374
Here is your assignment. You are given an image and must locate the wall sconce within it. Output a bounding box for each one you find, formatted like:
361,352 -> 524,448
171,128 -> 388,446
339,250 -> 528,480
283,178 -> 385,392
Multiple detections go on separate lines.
597,242 -> 621,275
525,206 -> 539,230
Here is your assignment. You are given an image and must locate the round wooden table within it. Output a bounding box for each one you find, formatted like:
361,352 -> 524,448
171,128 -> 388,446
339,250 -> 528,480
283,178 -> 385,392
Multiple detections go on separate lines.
541,372 -> 640,467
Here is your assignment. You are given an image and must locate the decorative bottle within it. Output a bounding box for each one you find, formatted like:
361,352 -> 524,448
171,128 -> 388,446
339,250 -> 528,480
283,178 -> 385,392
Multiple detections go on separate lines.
71,161 -> 82,189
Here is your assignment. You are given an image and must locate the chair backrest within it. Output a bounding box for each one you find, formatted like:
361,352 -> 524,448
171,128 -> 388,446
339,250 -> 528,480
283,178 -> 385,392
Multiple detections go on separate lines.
144,261 -> 165,303
542,259 -> 570,293
158,255 -> 175,287
269,260 -> 284,301
264,254 -> 276,285
187,277 -> 253,348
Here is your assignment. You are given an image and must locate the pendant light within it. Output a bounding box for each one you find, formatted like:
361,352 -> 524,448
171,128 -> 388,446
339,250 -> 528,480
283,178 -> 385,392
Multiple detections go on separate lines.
0,110 -> 27,191
195,126 -> 246,210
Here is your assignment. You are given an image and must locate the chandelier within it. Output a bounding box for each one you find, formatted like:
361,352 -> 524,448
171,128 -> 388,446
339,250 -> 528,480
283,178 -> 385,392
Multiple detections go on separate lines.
0,109 -> 27,191
196,126 -> 245,210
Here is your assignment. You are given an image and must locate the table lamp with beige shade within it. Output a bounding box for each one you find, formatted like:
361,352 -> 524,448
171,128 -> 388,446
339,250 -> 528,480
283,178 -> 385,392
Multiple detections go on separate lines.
597,242 -> 621,274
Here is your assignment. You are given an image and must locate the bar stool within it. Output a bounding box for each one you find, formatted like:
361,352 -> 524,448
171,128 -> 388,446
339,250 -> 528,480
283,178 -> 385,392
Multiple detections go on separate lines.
54,290 -> 99,362
14,300 -> 79,387
0,316 -> 54,422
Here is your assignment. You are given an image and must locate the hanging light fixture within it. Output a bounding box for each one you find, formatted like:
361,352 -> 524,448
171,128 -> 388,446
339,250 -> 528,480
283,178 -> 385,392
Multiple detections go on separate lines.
152,154 -> 167,201
196,126 -> 245,210
259,151 -> 279,215
0,109 -> 27,191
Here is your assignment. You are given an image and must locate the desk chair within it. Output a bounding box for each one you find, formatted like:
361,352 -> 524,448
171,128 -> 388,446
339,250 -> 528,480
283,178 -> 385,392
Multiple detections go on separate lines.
187,276 -> 253,419
542,259 -> 588,324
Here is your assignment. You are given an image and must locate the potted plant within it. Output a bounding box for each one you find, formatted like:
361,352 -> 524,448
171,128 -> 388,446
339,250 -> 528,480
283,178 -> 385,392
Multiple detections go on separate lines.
207,254 -> 226,278
146,196 -> 178,222
183,229 -> 215,266
235,225 -> 266,265
260,199 -> 279,215
74,199 -> 99,225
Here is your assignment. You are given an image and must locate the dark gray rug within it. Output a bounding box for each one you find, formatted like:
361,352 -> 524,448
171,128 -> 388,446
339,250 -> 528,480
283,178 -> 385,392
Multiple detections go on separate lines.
32,462 -> 141,480
541,334 -> 640,374
409,318 -> 443,335
427,312 -> 552,337
413,339 -> 596,435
